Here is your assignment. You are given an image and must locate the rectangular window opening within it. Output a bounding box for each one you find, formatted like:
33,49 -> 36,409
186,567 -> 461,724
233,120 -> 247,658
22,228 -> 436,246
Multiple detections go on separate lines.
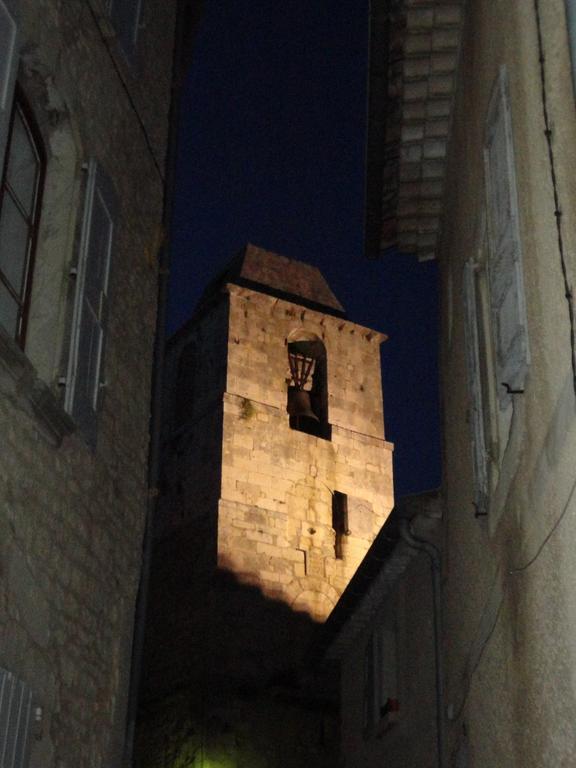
332,491 -> 349,559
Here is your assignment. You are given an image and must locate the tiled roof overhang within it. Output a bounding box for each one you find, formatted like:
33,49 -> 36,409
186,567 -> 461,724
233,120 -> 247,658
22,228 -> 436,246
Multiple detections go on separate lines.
365,0 -> 463,261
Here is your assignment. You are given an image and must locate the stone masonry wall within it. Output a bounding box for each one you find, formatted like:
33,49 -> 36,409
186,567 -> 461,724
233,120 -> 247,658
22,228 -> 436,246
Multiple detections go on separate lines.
137,268 -> 394,767
219,284 -> 394,622
0,2 -> 176,766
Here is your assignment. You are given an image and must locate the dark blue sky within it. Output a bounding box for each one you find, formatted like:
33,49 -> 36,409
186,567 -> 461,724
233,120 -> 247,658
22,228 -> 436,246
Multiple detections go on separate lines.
168,0 -> 440,497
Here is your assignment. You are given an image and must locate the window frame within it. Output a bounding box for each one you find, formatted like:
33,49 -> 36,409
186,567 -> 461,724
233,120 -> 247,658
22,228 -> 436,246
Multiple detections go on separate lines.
464,254 -> 497,515
0,666 -> 34,768
464,67 -> 529,518
483,65 -> 530,400
0,84 -> 46,348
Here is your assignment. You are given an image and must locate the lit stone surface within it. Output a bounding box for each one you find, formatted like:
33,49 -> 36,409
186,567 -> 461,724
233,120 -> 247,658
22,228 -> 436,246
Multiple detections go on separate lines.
218,284 -> 393,621
0,2 -> 176,766
138,249 -> 394,766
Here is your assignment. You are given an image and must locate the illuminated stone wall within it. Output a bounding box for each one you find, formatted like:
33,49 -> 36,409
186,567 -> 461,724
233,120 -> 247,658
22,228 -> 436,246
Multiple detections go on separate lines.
219,282 -> 393,622
138,251 -> 393,766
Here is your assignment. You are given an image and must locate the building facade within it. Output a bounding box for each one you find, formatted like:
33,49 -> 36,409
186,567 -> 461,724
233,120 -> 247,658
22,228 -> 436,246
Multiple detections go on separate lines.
364,0 -> 576,766
136,245 -> 394,767
312,493 -> 441,768
0,1 -> 178,765
440,1 -> 576,764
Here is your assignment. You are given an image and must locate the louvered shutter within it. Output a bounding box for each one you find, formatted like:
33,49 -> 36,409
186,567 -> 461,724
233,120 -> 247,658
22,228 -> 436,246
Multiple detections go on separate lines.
484,66 -> 530,404
0,0 -> 18,172
110,0 -> 143,58
0,669 -> 33,768
463,261 -> 489,512
65,161 -> 115,446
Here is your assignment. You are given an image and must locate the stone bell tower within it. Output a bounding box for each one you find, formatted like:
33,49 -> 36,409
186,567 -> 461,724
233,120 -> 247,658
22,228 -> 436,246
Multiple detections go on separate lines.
137,245 -> 394,767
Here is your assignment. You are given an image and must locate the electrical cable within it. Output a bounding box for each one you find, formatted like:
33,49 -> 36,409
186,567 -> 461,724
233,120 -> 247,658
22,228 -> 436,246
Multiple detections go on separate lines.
451,467 -> 576,721
451,0 -> 576,723
449,590 -> 504,724
509,470 -> 576,574
85,0 -> 165,184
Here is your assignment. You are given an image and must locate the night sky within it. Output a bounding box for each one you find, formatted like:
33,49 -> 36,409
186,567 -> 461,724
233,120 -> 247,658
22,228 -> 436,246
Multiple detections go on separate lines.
168,0 -> 441,497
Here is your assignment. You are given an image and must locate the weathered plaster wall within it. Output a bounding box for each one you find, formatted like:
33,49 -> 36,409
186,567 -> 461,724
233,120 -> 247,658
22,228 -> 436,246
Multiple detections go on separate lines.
0,1 -> 176,766
339,553 -> 437,768
440,0 -> 576,764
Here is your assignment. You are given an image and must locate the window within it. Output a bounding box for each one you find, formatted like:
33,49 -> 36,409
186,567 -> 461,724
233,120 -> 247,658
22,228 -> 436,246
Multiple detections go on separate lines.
286,332 -> 331,439
464,66 -> 529,516
464,252 -> 497,514
363,623 -> 399,737
108,0 -> 143,59
0,88 -> 45,348
0,666 -> 34,768
0,4 -> 115,446
0,0 -> 17,141
64,160 -> 116,446
483,66 -> 530,401
332,491 -> 349,559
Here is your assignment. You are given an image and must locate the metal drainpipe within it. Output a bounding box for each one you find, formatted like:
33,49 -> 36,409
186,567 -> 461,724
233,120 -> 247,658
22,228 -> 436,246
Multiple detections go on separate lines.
399,519 -> 445,768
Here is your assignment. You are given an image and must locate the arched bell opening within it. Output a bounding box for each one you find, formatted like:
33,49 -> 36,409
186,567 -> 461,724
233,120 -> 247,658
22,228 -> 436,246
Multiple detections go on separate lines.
286,332 -> 331,440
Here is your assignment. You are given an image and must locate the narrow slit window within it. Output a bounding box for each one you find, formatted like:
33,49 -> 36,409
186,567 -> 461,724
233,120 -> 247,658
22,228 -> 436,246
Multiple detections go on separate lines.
332,491 -> 349,559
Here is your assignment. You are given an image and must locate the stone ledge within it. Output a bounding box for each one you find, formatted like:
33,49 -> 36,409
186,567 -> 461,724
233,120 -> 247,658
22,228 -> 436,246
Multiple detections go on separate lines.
0,327 -> 75,447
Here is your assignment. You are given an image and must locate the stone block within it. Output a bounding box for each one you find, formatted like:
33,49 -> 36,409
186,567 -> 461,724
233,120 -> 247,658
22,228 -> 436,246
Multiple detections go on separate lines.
435,4 -> 463,26
432,28 -> 460,50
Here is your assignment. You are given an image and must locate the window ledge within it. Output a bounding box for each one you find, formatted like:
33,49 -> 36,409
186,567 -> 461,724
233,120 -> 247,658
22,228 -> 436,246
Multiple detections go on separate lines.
0,327 -> 75,446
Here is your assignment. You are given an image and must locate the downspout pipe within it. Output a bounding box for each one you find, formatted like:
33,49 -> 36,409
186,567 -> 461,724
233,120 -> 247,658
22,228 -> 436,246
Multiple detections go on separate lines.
399,519 -> 445,768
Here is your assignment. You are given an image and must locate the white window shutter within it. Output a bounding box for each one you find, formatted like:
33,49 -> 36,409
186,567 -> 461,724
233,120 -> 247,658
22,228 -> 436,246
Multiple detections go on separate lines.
110,0 -> 143,58
65,161 -> 115,446
463,261 -> 489,512
0,0 -> 19,172
484,66 -> 530,402
0,668 -> 33,768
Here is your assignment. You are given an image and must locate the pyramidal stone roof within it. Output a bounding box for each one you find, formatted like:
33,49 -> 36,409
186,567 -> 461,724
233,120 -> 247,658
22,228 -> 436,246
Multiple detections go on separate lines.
203,243 -> 346,315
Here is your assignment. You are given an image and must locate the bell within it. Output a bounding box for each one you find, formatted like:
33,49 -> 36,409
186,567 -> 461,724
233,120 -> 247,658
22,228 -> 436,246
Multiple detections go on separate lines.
287,388 -> 320,421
